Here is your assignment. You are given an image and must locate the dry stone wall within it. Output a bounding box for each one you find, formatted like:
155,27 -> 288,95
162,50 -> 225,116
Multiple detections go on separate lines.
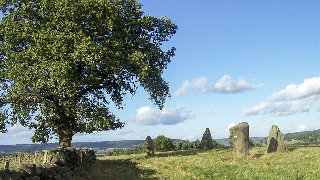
0,147 -> 96,180
0,151 -> 45,165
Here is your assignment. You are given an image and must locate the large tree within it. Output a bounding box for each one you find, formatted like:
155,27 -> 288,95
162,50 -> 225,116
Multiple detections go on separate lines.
0,0 -> 177,147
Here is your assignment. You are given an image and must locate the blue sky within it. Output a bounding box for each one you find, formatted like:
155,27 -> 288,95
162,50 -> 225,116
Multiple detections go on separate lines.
2,1 -> 320,144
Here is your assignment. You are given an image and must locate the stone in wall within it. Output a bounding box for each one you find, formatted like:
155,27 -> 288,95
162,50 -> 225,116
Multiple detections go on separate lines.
0,147 -> 96,180
229,122 -> 250,157
199,128 -> 214,150
266,125 -> 284,153
146,136 -> 154,155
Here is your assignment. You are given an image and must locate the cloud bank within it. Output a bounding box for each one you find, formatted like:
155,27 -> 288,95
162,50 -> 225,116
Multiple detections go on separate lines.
205,109 -> 219,115
295,125 -> 308,132
269,77 -> 320,101
210,75 -> 260,93
240,77 -> 320,117
226,123 -> 236,131
0,125 -> 34,144
175,75 -> 261,96
129,105 -> 195,125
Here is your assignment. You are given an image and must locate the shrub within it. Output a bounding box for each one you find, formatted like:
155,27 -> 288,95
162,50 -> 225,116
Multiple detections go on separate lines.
249,139 -> 255,147
182,140 -> 191,150
154,135 -> 174,152
193,139 -> 201,149
212,140 -> 225,148
174,140 -> 183,150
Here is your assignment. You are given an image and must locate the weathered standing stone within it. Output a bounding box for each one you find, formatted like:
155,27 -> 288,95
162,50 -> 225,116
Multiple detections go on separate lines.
266,125 -> 284,153
199,128 -> 214,150
146,136 -> 154,155
229,122 -> 250,157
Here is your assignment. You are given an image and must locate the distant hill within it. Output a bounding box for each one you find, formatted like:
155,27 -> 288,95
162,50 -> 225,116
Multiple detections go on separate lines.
284,129 -> 320,145
0,140 -> 146,155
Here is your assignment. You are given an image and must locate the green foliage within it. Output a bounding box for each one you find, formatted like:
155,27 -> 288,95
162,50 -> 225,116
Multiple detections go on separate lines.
173,140 -> 183,150
212,140 -> 225,148
106,143 -> 146,156
0,0 -> 177,146
284,129 -> 320,145
249,139 -> 255,147
174,139 -> 223,151
182,140 -> 191,150
174,139 -> 204,151
154,135 -> 174,152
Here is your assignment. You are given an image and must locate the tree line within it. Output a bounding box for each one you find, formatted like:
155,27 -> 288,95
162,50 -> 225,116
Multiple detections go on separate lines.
284,129 -> 320,145
106,135 -> 226,156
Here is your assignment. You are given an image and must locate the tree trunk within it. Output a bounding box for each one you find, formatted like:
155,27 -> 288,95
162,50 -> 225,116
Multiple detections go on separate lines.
59,132 -> 72,148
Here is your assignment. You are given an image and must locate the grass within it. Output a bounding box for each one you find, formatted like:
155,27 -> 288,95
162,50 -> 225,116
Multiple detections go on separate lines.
79,146 -> 320,180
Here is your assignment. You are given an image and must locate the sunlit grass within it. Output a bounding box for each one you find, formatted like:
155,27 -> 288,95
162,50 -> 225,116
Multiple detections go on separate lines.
94,146 -> 320,180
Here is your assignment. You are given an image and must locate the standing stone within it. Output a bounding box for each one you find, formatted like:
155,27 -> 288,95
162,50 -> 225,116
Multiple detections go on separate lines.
146,136 -> 154,155
199,128 -> 214,150
266,125 -> 284,153
229,122 -> 250,157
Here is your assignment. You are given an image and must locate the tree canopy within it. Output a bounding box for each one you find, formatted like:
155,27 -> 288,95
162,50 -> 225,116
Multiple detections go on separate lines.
154,135 -> 173,152
0,0 -> 177,147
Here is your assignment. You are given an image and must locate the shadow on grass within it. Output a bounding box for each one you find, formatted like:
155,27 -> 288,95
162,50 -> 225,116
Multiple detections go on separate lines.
151,149 -> 200,158
285,145 -> 299,151
147,148 -> 231,158
76,159 -> 157,180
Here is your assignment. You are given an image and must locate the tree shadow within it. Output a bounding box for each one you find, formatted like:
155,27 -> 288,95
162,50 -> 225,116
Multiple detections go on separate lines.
75,159 -> 157,180
147,149 -> 200,158
250,153 -> 264,159
285,145 -> 299,151
146,148 -> 231,158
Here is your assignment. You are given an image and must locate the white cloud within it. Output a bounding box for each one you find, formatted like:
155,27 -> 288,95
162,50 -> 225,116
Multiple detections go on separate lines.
0,124 -> 34,144
123,134 -> 146,140
118,130 -> 135,135
295,125 -> 308,132
226,123 -> 236,131
240,102 -> 271,117
241,96 -> 319,117
129,105 -> 195,126
209,75 -> 260,94
205,109 -> 219,115
269,77 -> 320,101
174,80 -> 191,96
240,77 -> 320,117
175,75 -> 261,96
267,96 -> 318,116
182,135 -> 195,140
192,77 -> 208,91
